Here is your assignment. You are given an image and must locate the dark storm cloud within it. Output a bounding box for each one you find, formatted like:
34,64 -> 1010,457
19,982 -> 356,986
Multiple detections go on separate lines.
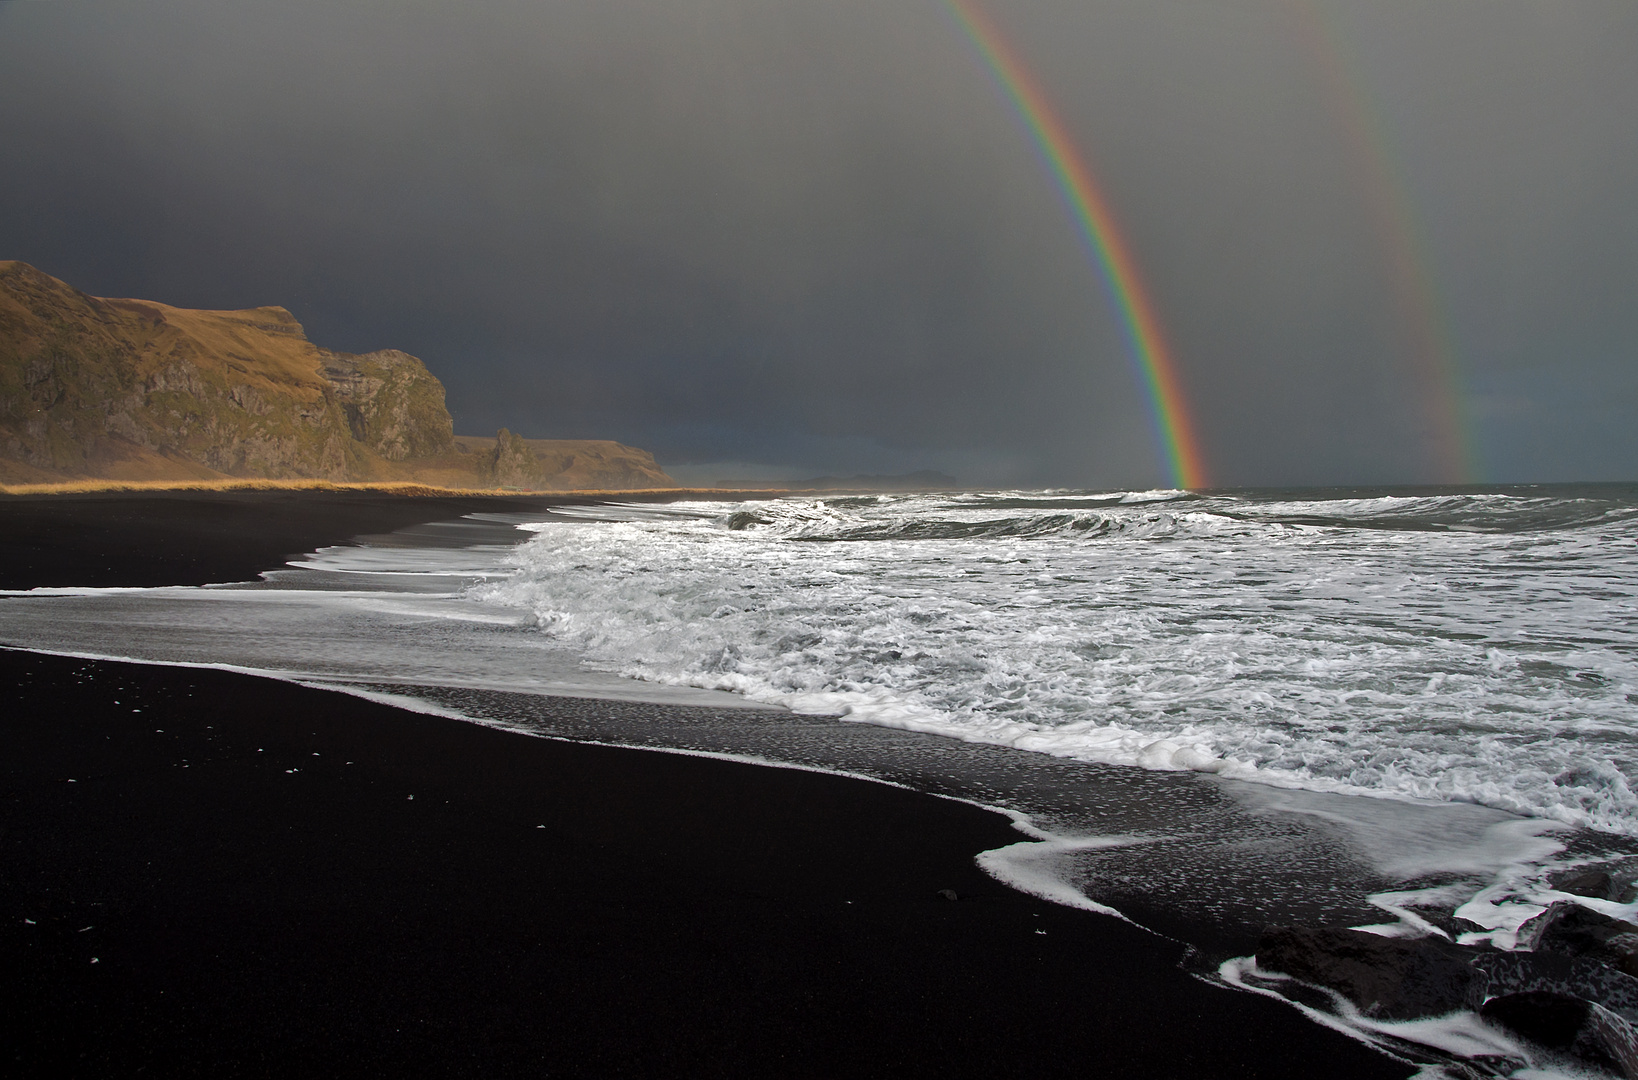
1,0 -> 1634,485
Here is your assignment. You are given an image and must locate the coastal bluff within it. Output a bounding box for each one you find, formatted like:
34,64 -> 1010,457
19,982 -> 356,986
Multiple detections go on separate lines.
0,261 -> 673,490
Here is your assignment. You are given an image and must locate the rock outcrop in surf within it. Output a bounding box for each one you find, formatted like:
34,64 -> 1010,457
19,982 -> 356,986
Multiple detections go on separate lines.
0,261 -> 674,489
1255,893 -> 1638,1077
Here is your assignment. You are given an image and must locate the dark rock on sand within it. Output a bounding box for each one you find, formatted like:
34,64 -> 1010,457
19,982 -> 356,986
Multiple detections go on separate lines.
1256,888 -> 1638,1073
1529,903 -> 1638,978
1481,992 -> 1638,1078
1260,913 -> 1638,1022
1472,944 -> 1638,1019
1256,927 -> 1484,1020
1554,870 -> 1626,902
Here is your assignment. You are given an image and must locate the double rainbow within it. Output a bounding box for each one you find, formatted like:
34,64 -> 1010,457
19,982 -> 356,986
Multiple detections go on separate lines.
943,0 -> 1207,490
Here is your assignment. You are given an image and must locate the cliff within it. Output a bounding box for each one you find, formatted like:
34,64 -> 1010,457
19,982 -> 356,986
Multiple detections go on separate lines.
0,262 -> 675,490
716,470 -> 961,491
453,432 -> 673,491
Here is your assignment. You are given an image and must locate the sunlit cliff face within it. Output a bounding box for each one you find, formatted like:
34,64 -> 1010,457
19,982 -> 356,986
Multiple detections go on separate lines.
1,0 -> 1634,487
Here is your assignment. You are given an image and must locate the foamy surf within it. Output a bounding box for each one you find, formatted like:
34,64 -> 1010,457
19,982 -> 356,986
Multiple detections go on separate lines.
478,488 -> 1638,835
4,484 -> 1638,1077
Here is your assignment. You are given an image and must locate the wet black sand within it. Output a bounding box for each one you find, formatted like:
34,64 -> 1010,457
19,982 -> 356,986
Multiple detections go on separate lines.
0,489 -> 581,590
0,493 -> 1413,1077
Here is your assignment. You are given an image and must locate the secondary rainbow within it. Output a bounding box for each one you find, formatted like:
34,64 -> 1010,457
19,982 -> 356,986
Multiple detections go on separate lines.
942,0 -> 1207,489
1283,0 -> 1478,482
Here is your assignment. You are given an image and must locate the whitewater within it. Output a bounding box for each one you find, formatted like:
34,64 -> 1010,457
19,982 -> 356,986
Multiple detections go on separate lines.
6,484 -> 1638,1074
480,487 -> 1638,835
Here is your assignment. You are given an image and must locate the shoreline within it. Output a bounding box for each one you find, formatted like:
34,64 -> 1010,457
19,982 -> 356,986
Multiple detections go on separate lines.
0,485 -> 892,590
0,648 -> 1412,1077
0,486 -> 1418,1075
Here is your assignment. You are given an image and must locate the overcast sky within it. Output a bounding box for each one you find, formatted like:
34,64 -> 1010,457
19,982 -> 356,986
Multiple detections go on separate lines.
2,0 -> 1634,487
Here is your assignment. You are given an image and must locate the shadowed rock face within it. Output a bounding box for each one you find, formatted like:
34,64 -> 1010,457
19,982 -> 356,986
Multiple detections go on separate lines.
0,261 -> 674,490
454,431 -> 674,491
321,348 -> 454,463
0,260 -> 448,483
488,427 -> 541,489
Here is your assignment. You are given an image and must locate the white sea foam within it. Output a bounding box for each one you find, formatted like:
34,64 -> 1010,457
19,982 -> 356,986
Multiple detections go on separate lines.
473,490 -> 1638,835
1217,957 -> 1556,1074
973,826 -> 1151,920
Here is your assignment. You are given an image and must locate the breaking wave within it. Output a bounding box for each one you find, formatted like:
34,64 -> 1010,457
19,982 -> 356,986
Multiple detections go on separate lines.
478,486 -> 1638,834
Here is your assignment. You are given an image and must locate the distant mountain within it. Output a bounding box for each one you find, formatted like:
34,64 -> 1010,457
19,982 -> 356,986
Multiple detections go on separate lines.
715,470 -> 961,492
0,261 -> 673,490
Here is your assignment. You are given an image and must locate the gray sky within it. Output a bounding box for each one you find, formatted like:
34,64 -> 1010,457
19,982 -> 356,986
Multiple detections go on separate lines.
2,0 -> 1634,487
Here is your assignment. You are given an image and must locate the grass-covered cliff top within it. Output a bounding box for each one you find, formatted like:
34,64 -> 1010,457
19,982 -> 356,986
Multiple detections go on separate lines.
0,262 -> 675,490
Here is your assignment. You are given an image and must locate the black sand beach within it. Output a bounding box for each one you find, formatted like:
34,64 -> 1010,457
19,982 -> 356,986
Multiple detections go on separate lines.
0,489 -> 577,590
0,493 -> 1413,1077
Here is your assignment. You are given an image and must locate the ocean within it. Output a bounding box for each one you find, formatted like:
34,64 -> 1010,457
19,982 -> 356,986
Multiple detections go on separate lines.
5,483 -> 1638,1071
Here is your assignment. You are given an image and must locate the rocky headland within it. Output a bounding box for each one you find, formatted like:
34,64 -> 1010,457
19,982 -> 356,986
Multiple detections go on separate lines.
0,261 -> 674,491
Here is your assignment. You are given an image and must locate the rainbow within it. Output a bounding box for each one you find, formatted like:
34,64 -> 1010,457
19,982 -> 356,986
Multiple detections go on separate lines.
941,0 -> 1207,490
1283,0 -> 1478,482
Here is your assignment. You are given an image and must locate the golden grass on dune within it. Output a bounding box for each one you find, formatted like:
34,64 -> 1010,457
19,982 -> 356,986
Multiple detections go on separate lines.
0,477 -> 790,498
0,478 -> 500,497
